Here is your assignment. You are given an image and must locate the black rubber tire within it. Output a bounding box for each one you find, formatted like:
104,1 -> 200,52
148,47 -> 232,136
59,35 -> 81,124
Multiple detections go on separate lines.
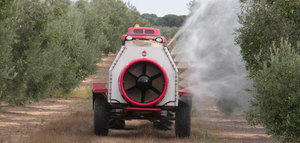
109,119 -> 125,129
94,97 -> 109,136
175,100 -> 191,138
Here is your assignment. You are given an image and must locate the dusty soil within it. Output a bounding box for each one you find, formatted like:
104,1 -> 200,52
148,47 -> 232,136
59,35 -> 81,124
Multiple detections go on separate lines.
0,53 -> 275,143
0,98 -> 90,143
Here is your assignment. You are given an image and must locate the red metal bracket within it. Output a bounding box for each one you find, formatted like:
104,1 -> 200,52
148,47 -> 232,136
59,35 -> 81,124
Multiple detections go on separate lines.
124,107 -> 161,113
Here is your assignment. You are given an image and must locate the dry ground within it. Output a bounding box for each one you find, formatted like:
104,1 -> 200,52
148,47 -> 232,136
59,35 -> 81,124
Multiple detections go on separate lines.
0,53 -> 275,143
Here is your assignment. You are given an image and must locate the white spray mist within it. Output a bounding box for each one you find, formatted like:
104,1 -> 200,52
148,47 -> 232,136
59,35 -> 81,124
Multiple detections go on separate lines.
172,0 -> 250,114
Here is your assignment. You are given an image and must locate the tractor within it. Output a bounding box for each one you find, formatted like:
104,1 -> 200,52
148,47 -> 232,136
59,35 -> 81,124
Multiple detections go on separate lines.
92,24 -> 193,137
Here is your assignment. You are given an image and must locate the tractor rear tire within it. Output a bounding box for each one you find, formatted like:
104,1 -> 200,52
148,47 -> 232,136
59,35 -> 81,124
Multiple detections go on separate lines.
175,100 -> 191,138
94,97 -> 109,136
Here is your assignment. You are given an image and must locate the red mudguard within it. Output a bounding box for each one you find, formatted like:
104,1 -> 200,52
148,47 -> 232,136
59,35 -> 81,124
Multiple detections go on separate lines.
179,86 -> 193,104
92,83 -> 108,109
92,83 -> 108,94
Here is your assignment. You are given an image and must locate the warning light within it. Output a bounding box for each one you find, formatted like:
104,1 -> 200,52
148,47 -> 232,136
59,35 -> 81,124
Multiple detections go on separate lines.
142,51 -> 147,57
134,24 -> 140,28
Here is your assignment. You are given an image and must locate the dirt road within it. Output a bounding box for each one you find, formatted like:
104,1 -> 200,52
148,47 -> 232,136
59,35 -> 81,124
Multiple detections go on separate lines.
0,54 -> 274,143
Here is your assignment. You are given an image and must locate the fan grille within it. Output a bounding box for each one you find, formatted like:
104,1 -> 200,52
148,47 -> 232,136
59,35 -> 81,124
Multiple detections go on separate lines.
121,60 -> 167,105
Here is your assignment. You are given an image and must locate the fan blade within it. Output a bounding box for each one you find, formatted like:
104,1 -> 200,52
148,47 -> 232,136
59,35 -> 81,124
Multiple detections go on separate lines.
128,71 -> 138,79
126,86 -> 137,92
150,86 -> 162,95
142,63 -> 146,75
141,90 -> 146,103
151,73 -> 162,80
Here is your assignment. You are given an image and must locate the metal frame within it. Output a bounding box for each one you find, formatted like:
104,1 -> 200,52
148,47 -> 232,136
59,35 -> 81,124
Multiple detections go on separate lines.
108,41 -> 179,107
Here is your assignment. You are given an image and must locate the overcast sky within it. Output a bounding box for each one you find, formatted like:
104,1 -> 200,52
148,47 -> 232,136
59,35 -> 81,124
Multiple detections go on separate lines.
71,0 -> 191,17
122,0 -> 190,17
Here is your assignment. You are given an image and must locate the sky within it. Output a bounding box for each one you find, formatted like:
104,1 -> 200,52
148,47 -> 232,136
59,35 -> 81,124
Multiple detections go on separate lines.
71,0 -> 191,17
122,0 -> 191,17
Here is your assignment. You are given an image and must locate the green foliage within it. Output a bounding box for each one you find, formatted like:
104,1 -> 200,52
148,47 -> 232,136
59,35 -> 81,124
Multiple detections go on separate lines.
247,39 -> 300,143
83,0 -> 149,53
236,0 -> 299,74
142,13 -> 186,27
156,14 -> 186,27
0,0 -> 12,19
0,0 -> 146,105
237,2 -> 300,141
0,0 -> 16,100
238,1 -> 300,142
154,26 -> 179,39
141,13 -> 158,18
141,13 -> 186,39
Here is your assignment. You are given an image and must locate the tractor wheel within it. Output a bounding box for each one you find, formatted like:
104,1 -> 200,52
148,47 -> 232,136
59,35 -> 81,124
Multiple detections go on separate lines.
109,119 -> 125,129
94,97 -> 109,136
175,100 -> 191,138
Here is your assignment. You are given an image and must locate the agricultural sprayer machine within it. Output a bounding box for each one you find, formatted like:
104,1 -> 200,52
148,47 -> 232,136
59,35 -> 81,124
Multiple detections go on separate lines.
92,25 -> 192,137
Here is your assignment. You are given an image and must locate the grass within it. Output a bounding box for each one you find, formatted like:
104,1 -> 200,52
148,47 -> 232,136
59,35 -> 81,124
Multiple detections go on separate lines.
190,118 -> 220,143
17,84 -> 221,143
22,111 -> 94,143
21,109 -> 218,143
68,87 -> 92,99
53,86 -> 92,99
